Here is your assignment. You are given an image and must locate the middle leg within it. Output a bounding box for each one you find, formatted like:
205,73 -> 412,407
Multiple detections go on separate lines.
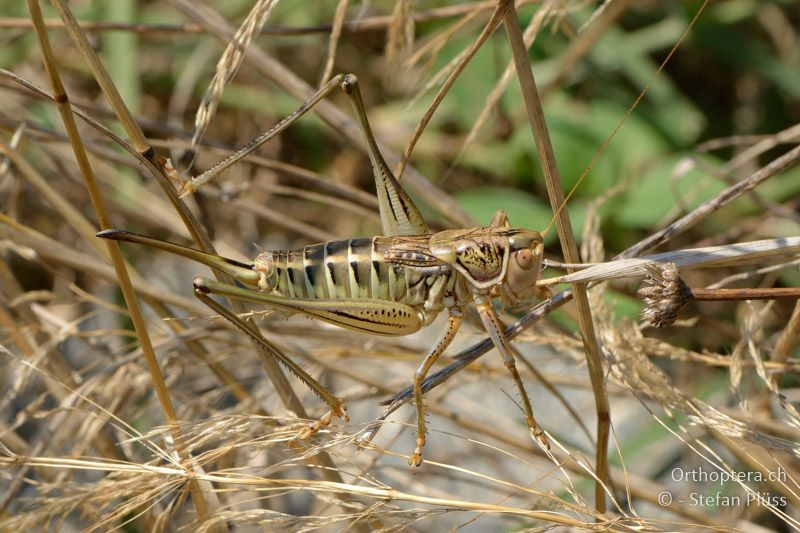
409,309 -> 463,467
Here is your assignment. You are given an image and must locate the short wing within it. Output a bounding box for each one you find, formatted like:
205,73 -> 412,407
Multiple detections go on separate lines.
383,235 -> 449,273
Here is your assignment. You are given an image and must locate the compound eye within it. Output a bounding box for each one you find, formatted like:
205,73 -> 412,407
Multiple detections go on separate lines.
514,249 -> 534,270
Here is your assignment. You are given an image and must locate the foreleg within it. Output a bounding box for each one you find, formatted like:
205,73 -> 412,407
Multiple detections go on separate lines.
474,294 -> 549,449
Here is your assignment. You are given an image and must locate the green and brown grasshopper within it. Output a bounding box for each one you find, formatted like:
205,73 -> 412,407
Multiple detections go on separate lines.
99,74 -> 549,467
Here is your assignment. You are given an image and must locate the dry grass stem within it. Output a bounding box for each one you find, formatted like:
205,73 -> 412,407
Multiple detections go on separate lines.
547,236 -> 800,285
502,0 -> 609,511
188,0 -> 281,166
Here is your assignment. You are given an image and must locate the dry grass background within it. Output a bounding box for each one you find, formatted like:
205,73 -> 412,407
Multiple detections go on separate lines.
1,1 -> 800,531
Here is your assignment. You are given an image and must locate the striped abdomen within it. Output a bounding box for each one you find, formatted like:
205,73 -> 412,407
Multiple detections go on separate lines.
256,237 -> 453,310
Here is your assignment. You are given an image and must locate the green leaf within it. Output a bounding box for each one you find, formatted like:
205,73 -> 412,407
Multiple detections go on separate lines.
615,153 -> 727,228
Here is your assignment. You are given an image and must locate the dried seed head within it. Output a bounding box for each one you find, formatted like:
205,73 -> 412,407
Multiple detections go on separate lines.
637,262 -> 693,328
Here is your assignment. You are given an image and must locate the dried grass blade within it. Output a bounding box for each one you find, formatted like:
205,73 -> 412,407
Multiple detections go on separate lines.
46,0 -> 214,251
26,2 -> 221,524
0,136 -> 105,258
622,144 -> 800,259
547,237 -> 800,285
501,1 -> 610,512
189,0 -> 281,162
394,0 -> 507,178
318,0 -> 348,86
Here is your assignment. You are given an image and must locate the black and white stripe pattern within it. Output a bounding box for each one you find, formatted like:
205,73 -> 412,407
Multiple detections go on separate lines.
267,237 -> 458,312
